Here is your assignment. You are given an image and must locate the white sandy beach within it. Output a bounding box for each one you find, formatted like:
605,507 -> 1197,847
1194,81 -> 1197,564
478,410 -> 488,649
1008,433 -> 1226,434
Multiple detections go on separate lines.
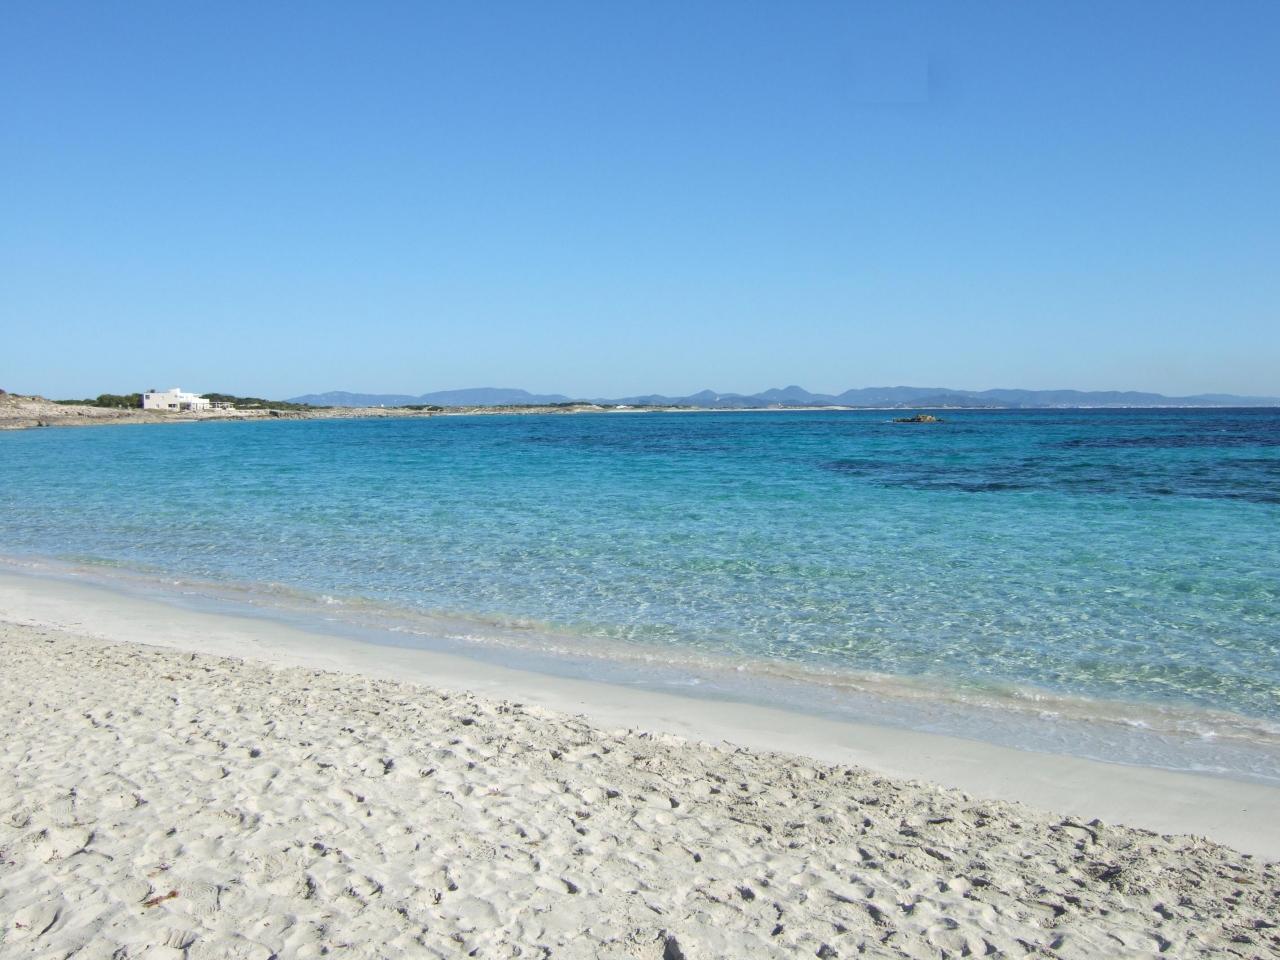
2,572 -> 1278,958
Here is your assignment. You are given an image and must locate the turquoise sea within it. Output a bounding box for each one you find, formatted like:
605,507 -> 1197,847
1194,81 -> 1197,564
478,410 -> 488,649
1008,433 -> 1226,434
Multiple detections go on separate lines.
2,409 -> 1278,780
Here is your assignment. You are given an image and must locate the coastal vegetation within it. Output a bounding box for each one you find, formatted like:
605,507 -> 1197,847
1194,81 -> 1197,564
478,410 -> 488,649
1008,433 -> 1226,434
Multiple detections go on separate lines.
54,393 -> 144,409
201,393 -> 325,411
50,392 -> 324,411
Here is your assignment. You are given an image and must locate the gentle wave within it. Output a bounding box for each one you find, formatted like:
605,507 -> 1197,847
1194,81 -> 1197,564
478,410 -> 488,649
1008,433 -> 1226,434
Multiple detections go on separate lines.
7,552 -> 1279,783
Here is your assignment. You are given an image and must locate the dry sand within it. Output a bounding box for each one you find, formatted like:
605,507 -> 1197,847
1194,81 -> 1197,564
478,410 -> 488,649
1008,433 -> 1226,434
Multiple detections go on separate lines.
2,575 -> 1279,958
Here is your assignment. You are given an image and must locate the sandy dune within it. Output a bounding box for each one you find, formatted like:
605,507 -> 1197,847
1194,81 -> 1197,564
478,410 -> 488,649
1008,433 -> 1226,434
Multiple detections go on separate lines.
2,621 -> 1277,959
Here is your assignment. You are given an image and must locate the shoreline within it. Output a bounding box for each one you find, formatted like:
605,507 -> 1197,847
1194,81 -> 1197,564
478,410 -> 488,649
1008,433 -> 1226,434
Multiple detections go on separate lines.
6,555 -> 1278,787
4,392 -> 1278,432
4,576 -> 1279,957
4,568 -> 1278,860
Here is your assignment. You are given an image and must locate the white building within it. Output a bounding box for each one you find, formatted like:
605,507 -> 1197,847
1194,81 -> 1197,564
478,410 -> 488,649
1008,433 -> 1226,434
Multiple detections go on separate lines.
142,388 -> 230,411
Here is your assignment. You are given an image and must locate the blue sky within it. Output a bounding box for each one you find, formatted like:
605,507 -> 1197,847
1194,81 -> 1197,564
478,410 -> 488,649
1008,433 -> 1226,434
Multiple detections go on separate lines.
2,1 -> 1278,399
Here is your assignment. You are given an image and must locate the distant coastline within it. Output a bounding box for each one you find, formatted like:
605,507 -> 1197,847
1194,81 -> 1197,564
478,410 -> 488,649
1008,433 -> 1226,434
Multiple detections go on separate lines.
4,390 -> 1279,432
0,392 -> 610,432
292,383 -> 1280,410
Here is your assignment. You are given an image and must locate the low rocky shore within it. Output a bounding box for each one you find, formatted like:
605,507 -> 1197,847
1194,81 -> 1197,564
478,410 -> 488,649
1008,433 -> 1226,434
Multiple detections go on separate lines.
0,392 -> 629,431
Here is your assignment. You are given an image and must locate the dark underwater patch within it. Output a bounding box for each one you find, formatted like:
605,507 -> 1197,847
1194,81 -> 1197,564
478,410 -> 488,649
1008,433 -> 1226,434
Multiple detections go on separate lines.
1056,433 -> 1280,450
821,455 -> 1280,504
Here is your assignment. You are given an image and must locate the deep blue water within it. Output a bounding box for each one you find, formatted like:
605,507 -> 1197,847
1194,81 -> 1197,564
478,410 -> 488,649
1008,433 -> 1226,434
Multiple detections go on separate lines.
2,409 -> 1278,775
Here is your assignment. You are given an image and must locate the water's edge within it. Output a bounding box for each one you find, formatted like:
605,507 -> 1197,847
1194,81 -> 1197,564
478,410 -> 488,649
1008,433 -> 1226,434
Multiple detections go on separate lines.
5,551 -> 1277,785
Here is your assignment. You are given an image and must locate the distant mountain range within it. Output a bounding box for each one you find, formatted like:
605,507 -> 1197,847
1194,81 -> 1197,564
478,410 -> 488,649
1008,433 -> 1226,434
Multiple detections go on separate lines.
288,386 -> 1280,409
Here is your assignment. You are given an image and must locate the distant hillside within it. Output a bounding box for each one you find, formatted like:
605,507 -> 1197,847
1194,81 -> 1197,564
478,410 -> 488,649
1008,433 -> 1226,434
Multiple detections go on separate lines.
289,385 -> 1280,409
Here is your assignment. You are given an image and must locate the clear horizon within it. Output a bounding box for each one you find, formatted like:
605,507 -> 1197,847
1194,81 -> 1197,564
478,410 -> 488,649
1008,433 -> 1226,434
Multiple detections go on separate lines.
278,382 -> 1279,401
14,381 -> 1280,404
3,2 -> 1278,399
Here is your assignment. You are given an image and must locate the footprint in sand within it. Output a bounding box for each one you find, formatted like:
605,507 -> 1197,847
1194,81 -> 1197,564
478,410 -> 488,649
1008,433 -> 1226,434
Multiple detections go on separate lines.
8,900 -> 64,942
115,876 -> 153,905
187,934 -> 274,960
174,881 -> 221,920
30,825 -> 92,862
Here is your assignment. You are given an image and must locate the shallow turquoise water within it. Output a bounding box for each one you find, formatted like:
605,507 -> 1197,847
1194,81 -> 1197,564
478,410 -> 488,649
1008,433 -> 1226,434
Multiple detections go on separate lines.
2,409 -> 1278,775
